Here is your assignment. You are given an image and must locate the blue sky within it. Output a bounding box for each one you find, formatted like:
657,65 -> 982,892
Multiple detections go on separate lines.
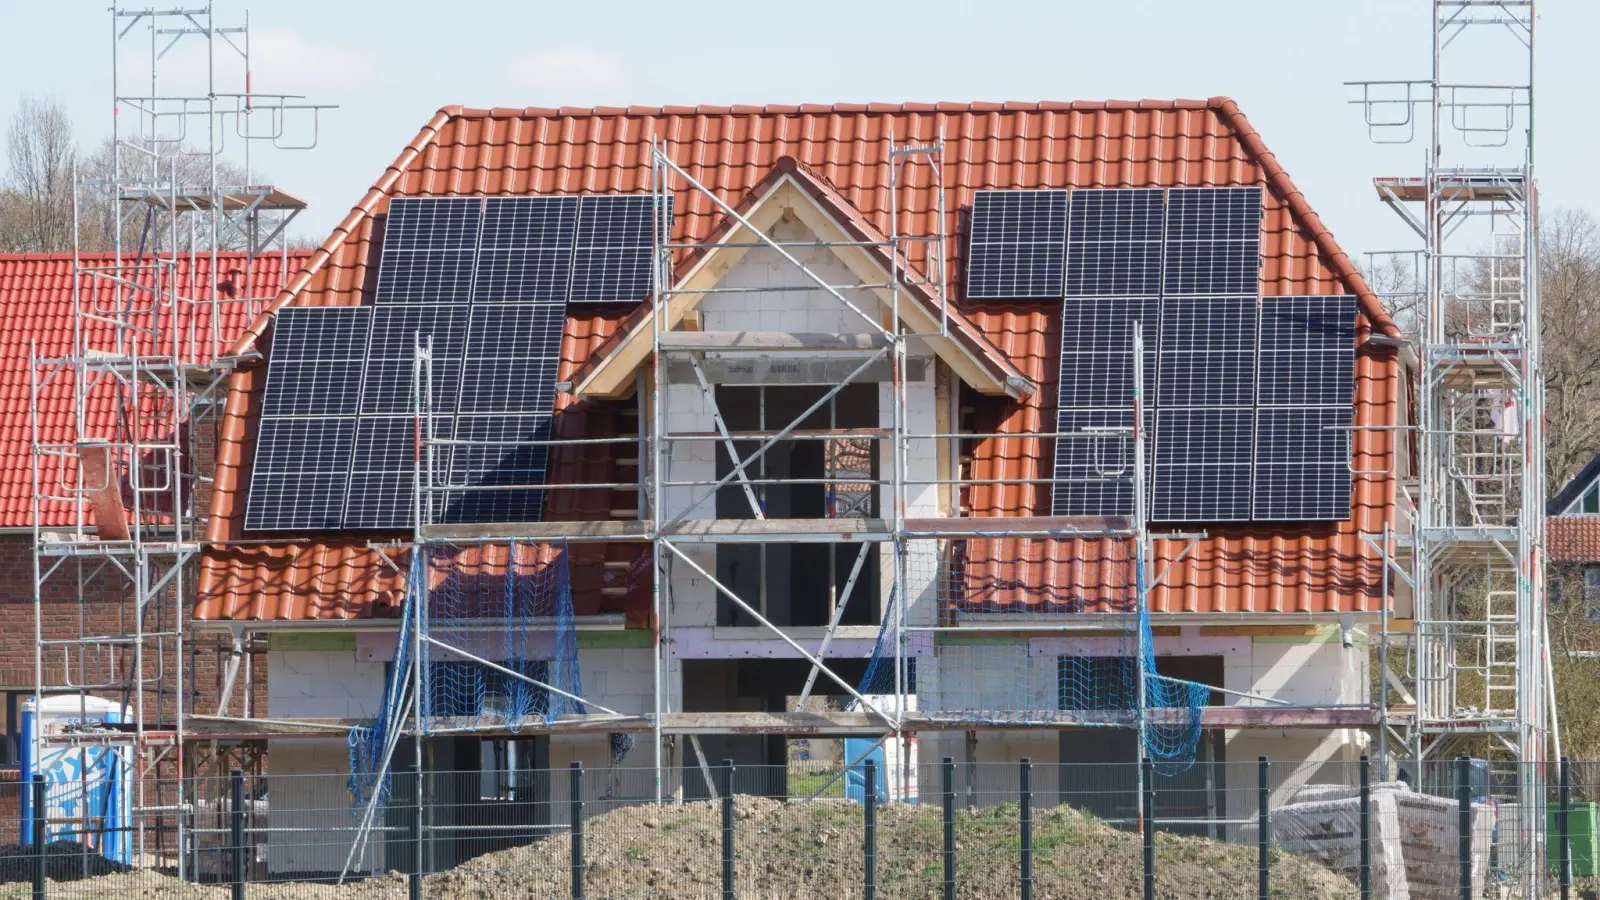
3,1 -> 1592,262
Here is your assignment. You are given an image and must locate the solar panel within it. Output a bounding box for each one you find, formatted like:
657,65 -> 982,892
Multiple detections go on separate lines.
1049,409 -> 1150,517
343,415 -> 446,530
965,190 -> 1069,299
1257,296 -> 1357,406
458,303 -> 566,415
1162,187 -> 1262,296
1155,297 -> 1259,408
1253,407 -> 1352,521
1253,295 -> 1355,521
1056,297 -> 1159,409
359,305 -> 469,416
244,417 -> 357,531
1151,408 -> 1254,522
568,195 -> 670,303
258,307 -> 370,417
374,197 -> 484,304
472,196 -> 580,304
439,415 -> 553,523
1064,189 -> 1164,297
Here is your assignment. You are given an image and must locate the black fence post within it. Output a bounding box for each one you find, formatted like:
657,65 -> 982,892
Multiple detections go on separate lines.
1019,758 -> 1033,900
570,762 -> 584,900
408,782 -> 423,900
942,757 -> 955,900
863,759 -> 877,900
1456,756 -> 1471,900
230,769 -> 246,900
31,773 -> 45,900
1257,756 -> 1270,900
1560,756 -> 1572,900
1358,755 -> 1370,900
1141,757 -> 1154,900
721,758 -> 735,900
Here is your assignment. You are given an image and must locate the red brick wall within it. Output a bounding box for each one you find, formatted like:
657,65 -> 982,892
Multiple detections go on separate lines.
0,396 -> 269,752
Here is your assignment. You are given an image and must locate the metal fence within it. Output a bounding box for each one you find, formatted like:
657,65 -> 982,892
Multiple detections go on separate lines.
0,756 -> 1591,899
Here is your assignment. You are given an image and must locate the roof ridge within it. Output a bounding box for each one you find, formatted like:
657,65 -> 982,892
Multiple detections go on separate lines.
443,99 -> 1218,120
0,251 -> 309,262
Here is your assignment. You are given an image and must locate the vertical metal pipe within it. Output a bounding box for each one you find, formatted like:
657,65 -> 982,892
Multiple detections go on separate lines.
230,769 -> 245,900
31,774 -> 45,900
570,762 -> 584,900
1560,756 -> 1571,900
1359,755 -> 1371,900
863,759 -> 877,900
1141,757 -> 1154,900
1019,758 -> 1033,900
1457,756 -> 1471,900
1258,756 -> 1270,900
942,757 -> 955,900
721,759 -> 734,900
407,780 -> 421,900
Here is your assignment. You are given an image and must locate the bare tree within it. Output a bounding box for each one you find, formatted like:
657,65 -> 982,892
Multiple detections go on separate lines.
1538,208 -> 1600,488
3,94 -> 77,252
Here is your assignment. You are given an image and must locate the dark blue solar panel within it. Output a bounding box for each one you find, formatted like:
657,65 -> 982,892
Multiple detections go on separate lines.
259,307 -> 370,417
568,195 -> 671,303
457,303 -> 565,416
1065,189 -> 1164,297
244,417 -> 357,531
1049,409 -> 1151,518
374,197 -> 484,305
1151,408 -> 1254,522
1257,296 -> 1356,407
439,415 -> 553,524
344,415 -> 452,530
1155,297 -> 1258,408
472,196 -> 579,304
965,190 -> 1069,299
359,305 -> 468,416
1056,297 -> 1159,409
1162,187 -> 1262,296
1253,407 -> 1352,521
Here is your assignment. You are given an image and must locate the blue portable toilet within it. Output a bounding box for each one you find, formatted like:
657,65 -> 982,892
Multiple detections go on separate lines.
20,696 -> 132,865
842,738 -> 887,804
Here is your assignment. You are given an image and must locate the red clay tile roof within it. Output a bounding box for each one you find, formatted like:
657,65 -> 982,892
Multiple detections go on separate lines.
1550,517 -> 1600,563
0,251 -> 309,528
197,98 -> 1399,621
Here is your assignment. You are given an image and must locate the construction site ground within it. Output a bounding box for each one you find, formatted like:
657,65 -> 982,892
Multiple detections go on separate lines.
1,796 -> 1358,899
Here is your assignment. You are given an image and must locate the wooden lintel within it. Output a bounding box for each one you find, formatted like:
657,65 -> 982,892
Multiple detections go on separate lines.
1199,625 -> 1323,638
659,331 -> 890,351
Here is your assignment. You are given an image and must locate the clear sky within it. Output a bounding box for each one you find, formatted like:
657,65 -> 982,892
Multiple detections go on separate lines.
2,1 -> 1593,263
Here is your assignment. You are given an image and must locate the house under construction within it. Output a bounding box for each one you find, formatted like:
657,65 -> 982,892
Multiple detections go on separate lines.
28,0 -> 1554,893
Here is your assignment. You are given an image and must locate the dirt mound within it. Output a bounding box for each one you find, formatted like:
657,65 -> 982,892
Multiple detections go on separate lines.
52,797 -> 1358,899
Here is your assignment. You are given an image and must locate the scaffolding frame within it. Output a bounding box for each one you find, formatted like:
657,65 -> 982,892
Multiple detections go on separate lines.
29,1 -> 329,874
1352,2 -> 1551,894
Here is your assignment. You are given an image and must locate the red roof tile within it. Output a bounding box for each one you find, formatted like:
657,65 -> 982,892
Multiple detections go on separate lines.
0,251 -> 310,528
1549,517 -> 1600,563
198,98 -> 1399,621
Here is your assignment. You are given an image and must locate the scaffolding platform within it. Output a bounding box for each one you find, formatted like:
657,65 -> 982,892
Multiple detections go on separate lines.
418,515 -> 1134,544
1373,171 -> 1527,203
119,184 -> 308,212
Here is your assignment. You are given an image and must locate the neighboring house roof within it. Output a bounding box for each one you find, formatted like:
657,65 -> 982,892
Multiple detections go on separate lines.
1550,452 -> 1600,516
0,251 -> 310,529
1549,518 -> 1600,564
196,98 -> 1400,623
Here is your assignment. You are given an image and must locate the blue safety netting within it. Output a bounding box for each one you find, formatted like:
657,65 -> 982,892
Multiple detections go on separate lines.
348,541 -> 584,807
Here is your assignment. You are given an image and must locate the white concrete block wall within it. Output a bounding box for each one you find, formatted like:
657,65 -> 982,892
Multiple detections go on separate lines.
923,639 -> 1055,714
669,544 -> 719,627
266,740 -> 379,876
268,649 -> 385,720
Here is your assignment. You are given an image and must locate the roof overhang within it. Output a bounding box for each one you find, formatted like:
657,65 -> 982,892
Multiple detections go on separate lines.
570,165 -> 1033,401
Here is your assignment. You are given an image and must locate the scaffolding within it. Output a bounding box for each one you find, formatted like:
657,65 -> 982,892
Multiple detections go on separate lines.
29,1 -> 329,874
1352,1 -> 1551,894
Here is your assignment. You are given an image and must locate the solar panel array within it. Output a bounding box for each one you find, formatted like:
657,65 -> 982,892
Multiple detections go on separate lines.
965,191 -> 1069,299
245,307 -> 372,531
248,194 -> 665,531
1033,186 -> 1356,523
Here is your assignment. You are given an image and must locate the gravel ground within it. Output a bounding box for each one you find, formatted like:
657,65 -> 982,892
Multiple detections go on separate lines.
9,798 -> 1359,899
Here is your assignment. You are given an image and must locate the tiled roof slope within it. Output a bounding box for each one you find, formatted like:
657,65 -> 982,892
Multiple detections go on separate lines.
197,98 -> 1399,621
1549,517 -> 1600,563
0,251 -> 309,528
